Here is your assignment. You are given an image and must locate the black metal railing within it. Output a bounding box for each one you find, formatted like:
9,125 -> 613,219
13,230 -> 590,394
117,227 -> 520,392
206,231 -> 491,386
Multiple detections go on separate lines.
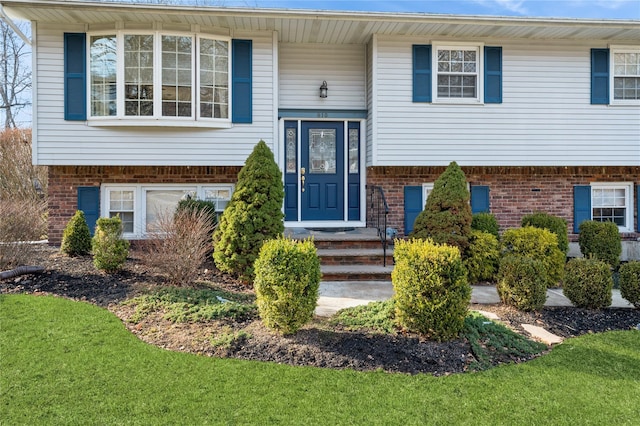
367,185 -> 390,267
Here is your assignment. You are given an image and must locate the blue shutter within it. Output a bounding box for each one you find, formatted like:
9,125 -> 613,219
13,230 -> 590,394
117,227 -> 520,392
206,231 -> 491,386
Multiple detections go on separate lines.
484,46 -> 502,104
591,48 -> 609,105
412,45 -> 431,102
64,33 -> 87,121
77,186 -> 100,236
232,39 -> 252,123
404,186 -> 423,235
573,186 -> 591,233
637,185 -> 640,232
470,185 -> 490,214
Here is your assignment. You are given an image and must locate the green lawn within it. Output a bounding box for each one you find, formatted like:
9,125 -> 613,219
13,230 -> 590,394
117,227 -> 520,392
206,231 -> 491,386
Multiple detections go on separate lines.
2,294 -> 639,425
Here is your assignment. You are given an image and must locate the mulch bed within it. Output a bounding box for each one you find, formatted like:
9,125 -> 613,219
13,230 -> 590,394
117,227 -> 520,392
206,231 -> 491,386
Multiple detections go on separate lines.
2,244 -> 639,375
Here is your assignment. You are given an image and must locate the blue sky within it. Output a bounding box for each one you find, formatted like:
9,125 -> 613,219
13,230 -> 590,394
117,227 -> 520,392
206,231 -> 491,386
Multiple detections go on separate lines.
234,0 -> 640,19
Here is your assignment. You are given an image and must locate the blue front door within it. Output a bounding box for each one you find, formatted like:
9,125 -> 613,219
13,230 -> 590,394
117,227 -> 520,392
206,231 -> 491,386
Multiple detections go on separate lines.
301,122 -> 344,221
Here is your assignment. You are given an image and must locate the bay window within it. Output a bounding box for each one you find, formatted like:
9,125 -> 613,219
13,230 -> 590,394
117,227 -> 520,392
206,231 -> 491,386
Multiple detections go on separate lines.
89,31 -> 230,123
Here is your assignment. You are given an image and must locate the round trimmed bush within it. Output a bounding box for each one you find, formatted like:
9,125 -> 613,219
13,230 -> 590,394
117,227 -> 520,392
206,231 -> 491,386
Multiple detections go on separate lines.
60,210 -> 92,256
254,237 -> 321,335
564,258 -> 613,309
392,239 -> 471,341
471,212 -> 499,240
619,261 -> 640,308
501,226 -> 565,288
497,255 -> 547,311
92,216 -> 129,273
465,230 -> 499,283
578,220 -> 621,268
521,212 -> 569,255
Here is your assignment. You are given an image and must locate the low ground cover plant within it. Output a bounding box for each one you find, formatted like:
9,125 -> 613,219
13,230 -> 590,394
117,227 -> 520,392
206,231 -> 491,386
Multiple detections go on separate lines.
123,286 -> 256,324
392,238 -> 471,341
60,210 -> 92,257
578,220 -> 622,268
619,261 -> 640,308
501,226 -> 565,287
564,258 -> 613,309
497,255 -> 547,311
253,237 -> 321,334
92,216 -> 129,273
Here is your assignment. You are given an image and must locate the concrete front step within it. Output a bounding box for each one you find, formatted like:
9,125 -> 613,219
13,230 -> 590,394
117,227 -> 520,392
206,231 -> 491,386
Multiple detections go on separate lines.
321,264 -> 393,281
317,248 -> 394,266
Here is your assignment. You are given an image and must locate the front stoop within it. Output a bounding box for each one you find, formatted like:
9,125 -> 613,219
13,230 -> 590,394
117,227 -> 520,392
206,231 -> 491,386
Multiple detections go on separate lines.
287,227 -> 393,281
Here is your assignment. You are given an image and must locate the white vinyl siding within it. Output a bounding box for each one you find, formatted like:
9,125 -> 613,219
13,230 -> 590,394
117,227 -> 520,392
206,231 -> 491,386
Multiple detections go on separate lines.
34,24 -> 274,166
374,36 -> 640,167
279,43 -> 366,110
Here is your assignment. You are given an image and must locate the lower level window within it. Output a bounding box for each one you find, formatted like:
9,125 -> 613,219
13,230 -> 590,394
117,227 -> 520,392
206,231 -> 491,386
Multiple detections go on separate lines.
103,184 -> 233,237
591,183 -> 634,232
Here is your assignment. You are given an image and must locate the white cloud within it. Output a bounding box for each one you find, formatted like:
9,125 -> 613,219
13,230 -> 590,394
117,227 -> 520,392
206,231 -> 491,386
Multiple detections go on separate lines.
472,0 -> 529,15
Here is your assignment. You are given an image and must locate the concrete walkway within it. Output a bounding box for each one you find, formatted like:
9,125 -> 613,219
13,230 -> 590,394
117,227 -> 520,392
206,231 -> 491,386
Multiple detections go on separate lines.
316,281 -> 634,317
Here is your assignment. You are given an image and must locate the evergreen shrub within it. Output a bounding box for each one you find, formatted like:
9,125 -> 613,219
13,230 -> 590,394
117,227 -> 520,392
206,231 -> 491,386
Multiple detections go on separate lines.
564,257 -> 613,309
213,140 -> 285,283
392,239 -> 471,341
410,161 -> 472,255
60,210 -> 92,256
521,212 -> 569,255
92,216 -> 129,273
471,212 -> 500,239
501,226 -> 565,288
497,255 -> 547,311
465,230 -> 500,283
619,261 -> 640,308
578,220 -> 622,268
176,198 -> 218,232
254,237 -> 321,335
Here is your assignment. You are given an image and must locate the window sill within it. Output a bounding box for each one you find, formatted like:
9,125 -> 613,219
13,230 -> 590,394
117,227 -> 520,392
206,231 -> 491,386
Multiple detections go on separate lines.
87,119 -> 232,129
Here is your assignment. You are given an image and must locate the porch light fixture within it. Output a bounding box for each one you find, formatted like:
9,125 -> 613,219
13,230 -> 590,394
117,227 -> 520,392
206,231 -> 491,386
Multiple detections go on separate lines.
319,81 -> 328,98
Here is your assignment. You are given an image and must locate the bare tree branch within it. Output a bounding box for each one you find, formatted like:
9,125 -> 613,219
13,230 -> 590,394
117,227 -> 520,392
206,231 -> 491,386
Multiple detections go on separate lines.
0,20 -> 31,129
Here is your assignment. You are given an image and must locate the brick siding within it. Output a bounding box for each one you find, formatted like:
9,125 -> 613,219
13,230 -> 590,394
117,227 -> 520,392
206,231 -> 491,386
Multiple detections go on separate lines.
48,165 -> 241,245
366,166 -> 640,240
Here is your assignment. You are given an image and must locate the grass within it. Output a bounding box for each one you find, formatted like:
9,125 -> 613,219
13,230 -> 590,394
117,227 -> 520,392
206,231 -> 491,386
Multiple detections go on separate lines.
2,294 -> 640,424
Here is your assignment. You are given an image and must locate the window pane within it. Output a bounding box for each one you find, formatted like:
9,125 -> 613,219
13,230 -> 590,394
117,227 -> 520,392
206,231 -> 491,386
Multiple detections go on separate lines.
309,129 -> 336,174
90,35 -> 117,117
162,36 -> 192,117
436,47 -> 478,99
199,38 -> 229,119
348,128 -> 359,174
145,189 -> 192,231
204,188 -> 232,211
109,190 -> 134,233
286,127 -> 297,174
592,187 -> 628,228
124,35 -> 154,116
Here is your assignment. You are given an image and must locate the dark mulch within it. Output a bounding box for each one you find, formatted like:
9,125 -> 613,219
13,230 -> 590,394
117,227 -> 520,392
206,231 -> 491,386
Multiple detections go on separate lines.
2,245 -> 639,375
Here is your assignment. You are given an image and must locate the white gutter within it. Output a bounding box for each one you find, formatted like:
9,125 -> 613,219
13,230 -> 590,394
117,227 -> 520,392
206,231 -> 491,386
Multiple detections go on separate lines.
0,3 -> 31,46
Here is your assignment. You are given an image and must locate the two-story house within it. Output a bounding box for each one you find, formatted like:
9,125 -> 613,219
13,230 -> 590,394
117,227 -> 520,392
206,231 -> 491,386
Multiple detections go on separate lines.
2,1 -> 639,256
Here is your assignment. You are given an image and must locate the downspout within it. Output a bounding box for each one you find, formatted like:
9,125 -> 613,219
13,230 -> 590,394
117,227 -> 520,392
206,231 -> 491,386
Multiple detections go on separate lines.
0,4 -> 31,46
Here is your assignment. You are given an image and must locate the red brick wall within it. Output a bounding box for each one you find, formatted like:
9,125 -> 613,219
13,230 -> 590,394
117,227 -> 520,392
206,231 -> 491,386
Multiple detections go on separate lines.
48,165 -> 241,245
366,166 -> 640,240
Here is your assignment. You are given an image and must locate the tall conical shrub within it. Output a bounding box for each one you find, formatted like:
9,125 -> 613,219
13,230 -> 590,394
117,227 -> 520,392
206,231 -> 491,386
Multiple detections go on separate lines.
410,161 -> 472,254
213,140 -> 284,283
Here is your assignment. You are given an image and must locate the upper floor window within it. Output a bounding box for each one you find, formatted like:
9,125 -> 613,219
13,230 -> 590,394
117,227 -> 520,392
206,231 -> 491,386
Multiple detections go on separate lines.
613,49 -> 640,101
434,44 -> 483,103
89,31 -> 229,122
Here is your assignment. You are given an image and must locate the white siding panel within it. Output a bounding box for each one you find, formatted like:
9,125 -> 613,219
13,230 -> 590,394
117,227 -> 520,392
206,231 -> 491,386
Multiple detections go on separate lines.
374,37 -> 640,167
366,40 -> 374,166
279,43 -> 366,110
34,24 -> 275,166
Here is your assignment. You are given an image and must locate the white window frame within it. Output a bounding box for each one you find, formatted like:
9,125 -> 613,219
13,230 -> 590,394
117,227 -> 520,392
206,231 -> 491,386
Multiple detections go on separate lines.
590,182 -> 634,233
432,42 -> 484,104
87,30 -> 231,127
609,46 -> 640,105
422,183 -> 434,207
101,183 -> 234,238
